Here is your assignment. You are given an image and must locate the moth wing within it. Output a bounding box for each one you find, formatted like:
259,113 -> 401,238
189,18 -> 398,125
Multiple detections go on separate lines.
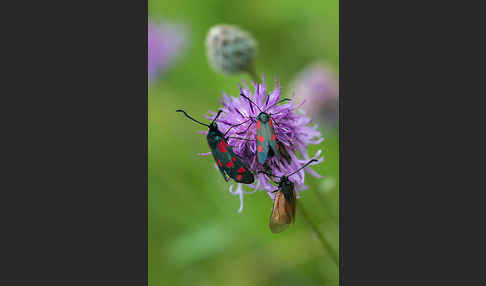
210,145 -> 230,181
227,151 -> 254,184
213,139 -> 254,184
257,121 -> 271,164
269,216 -> 290,233
267,120 -> 280,160
269,191 -> 294,233
288,187 -> 297,223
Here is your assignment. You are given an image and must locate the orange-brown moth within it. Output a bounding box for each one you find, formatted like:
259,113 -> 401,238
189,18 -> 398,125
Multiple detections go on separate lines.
261,159 -> 318,233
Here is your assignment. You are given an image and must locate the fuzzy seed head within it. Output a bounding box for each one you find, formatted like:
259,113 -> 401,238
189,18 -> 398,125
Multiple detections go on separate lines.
205,24 -> 257,75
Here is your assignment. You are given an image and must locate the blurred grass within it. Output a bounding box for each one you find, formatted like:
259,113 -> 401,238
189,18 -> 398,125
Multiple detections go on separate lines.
149,1 -> 338,285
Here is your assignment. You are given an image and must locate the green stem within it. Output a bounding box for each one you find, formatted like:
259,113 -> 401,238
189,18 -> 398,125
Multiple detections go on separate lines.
247,66 -> 259,83
298,203 -> 339,266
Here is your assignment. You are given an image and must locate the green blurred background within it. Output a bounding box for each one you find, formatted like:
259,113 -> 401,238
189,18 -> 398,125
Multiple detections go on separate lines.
149,1 -> 338,285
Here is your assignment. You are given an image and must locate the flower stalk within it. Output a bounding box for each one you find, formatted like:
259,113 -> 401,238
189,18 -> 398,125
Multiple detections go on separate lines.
298,203 -> 338,265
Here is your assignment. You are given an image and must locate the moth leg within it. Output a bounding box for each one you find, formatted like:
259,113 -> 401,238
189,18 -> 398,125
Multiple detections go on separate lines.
221,169 -> 230,182
216,163 -> 230,182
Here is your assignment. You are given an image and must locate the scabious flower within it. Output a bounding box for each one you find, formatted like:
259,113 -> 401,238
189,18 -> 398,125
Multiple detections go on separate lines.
199,75 -> 324,212
205,24 -> 257,76
291,62 -> 339,127
148,20 -> 186,81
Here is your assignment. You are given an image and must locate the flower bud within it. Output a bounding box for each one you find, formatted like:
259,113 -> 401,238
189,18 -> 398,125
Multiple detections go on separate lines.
205,24 -> 257,76
148,20 -> 186,81
291,62 -> 339,127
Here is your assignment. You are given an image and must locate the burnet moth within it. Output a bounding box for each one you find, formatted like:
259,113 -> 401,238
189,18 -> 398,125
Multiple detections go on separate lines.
176,109 -> 255,184
238,92 -> 290,165
260,159 -> 318,233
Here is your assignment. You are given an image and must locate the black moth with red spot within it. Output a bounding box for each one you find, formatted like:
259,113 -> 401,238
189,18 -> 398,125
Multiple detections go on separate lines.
176,109 -> 254,184
238,93 -> 290,165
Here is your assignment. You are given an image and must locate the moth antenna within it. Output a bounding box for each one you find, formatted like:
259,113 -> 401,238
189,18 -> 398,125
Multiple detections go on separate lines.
287,159 -> 318,178
278,98 -> 291,104
211,110 -> 223,125
176,109 -> 210,127
240,93 -> 263,113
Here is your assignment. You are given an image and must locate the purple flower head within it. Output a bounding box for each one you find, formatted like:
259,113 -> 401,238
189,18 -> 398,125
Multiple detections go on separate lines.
148,20 -> 186,81
199,75 -> 324,212
291,62 -> 339,127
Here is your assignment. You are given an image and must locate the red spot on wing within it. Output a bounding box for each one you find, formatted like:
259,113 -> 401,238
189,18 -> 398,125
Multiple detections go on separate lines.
269,120 -> 273,127
258,135 -> 265,143
276,144 -> 280,150
218,160 -> 222,167
226,161 -> 234,168
258,145 -> 263,152
237,167 -> 246,173
257,120 -> 261,129
236,174 -> 243,181
218,140 -> 227,153
232,157 -> 236,162
271,134 -> 276,141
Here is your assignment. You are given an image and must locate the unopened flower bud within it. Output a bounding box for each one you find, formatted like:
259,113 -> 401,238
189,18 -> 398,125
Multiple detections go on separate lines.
148,19 -> 186,81
205,24 -> 257,76
291,62 -> 339,127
